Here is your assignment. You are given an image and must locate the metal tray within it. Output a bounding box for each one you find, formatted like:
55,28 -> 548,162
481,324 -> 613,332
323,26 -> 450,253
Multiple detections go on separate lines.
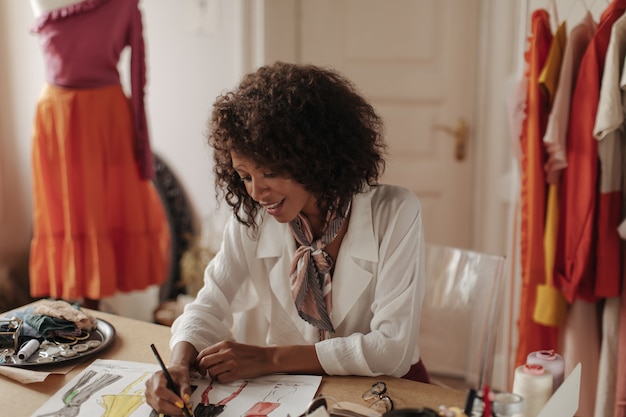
0,318 -> 116,368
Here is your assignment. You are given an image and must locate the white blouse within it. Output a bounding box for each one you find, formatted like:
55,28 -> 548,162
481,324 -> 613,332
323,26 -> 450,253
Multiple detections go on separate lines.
170,184 -> 426,378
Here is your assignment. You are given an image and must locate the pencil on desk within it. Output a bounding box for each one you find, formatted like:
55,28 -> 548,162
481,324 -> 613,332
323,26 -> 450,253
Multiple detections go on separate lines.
150,343 -> 193,417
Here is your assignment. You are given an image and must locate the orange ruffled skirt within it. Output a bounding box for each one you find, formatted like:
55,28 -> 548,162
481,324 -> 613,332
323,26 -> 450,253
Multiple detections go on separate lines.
29,84 -> 170,301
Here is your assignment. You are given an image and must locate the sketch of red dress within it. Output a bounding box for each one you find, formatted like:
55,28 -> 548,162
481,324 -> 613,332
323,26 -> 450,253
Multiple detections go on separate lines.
194,381 -> 248,417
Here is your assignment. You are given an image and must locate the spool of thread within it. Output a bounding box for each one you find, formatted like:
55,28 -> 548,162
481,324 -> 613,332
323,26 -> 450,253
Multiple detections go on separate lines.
511,363 -> 552,417
17,339 -> 40,361
526,350 -> 564,392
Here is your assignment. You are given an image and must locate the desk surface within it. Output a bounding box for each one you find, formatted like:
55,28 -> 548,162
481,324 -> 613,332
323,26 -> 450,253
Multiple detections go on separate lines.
1,307 -> 467,415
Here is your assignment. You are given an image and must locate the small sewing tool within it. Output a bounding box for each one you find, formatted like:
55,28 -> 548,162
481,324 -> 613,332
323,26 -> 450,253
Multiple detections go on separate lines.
18,339 -> 40,361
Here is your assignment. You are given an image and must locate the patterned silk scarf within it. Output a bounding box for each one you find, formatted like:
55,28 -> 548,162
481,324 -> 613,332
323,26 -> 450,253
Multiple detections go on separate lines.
289,202 -> 351,340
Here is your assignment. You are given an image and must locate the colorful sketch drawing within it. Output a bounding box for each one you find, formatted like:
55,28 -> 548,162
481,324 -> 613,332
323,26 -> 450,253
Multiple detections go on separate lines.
194,403 -> 226,417
98,371 -> 151,417
36,370 -> 122,417
243,401 -> 281,417
194,380 -> 248,417
33,360 -> 321,417
262,382 -> 302,402
241,379 -> 313,417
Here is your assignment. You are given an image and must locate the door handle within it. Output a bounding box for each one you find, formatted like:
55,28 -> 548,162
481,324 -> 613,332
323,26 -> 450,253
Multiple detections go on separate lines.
433,118 -> 469,161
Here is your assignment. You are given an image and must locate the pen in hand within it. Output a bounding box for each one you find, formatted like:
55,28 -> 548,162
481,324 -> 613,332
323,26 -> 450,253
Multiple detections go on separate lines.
150,343 -> 193,417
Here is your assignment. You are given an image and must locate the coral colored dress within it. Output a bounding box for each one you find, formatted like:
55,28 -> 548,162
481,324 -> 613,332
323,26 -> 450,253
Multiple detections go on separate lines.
28,0 -> 169,301
515,9 -> 559,368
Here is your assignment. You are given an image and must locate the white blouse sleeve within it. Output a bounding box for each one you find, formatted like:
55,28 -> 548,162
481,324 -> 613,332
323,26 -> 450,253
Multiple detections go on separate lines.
169,216 -> 254,351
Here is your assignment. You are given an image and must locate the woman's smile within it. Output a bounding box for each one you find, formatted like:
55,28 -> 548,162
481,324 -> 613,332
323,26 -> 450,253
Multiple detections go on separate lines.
263,199 -> 285,216
231,151 -> 320,226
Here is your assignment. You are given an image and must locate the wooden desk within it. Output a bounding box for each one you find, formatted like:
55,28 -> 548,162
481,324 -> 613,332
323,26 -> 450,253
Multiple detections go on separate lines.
1,308 -> 467,415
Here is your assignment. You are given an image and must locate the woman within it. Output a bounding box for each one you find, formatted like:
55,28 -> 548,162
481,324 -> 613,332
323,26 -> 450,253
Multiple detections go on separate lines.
145,62 -> 427,416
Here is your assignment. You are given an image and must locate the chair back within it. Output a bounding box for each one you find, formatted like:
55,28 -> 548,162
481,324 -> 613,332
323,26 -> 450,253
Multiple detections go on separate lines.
419,244 -> 506,390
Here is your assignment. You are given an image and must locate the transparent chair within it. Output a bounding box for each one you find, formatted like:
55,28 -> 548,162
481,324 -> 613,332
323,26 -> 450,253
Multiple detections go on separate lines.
419,244 -> 506,391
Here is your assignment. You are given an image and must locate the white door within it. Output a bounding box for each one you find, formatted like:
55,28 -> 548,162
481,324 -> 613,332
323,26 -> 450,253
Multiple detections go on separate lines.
258,0 -> 480,248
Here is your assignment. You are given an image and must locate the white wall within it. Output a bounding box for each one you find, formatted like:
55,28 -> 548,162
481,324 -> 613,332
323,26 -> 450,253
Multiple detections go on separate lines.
140,0 -> 246,229
0,3 -> 42,271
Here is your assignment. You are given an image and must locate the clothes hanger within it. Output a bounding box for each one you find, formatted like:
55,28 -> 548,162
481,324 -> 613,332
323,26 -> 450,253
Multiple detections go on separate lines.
548,0 -> 560,28
564,0 -> 590,24
523,0 -> 563,38
587,0 -> 613,21
588,0 -> 610,13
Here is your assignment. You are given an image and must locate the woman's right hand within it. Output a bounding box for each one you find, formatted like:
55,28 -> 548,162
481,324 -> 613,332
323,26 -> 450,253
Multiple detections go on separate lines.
145,342 -> 198,416
144,363 -> 193,416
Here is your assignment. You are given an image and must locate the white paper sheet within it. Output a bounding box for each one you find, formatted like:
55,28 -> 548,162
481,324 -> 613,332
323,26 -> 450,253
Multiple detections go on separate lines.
537,362 -> 581,417
30,359 -> 322,417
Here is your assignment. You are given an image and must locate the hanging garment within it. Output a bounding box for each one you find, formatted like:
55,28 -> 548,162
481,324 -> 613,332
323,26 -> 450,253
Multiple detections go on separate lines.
594,298 -> 621,417
593,14 -> 626,300
591,13 -> 626,417
589,6 -> 626,417
557,2 -> 626,416
559,300 -> 600,417
28,0 -> 170,301
616,265 -> 626,417
538,22 -> 567,105
554,0 -> 626,303
534,22 -> 568,328
544,12 -> 597,183
515,9 -> 559,368
532,9 -> 598,414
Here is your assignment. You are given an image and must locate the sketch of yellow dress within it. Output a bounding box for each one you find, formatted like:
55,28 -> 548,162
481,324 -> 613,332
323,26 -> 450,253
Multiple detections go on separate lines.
98,371 -> 150,417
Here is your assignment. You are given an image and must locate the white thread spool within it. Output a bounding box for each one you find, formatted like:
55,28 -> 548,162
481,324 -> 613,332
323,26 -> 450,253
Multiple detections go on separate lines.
512,363 -> 553,417
526,349 -> 564,392
17,339 -> 40,361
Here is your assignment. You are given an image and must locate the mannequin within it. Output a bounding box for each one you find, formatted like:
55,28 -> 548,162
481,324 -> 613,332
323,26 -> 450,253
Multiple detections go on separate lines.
29,0 -> 83,18
27,0 -> 170,310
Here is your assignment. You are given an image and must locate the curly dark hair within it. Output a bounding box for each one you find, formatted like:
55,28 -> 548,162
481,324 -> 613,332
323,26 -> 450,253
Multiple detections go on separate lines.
208,61 -> 386,229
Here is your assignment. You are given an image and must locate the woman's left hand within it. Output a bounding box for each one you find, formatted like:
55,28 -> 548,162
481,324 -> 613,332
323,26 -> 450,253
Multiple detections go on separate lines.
195,341 -> 274,383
